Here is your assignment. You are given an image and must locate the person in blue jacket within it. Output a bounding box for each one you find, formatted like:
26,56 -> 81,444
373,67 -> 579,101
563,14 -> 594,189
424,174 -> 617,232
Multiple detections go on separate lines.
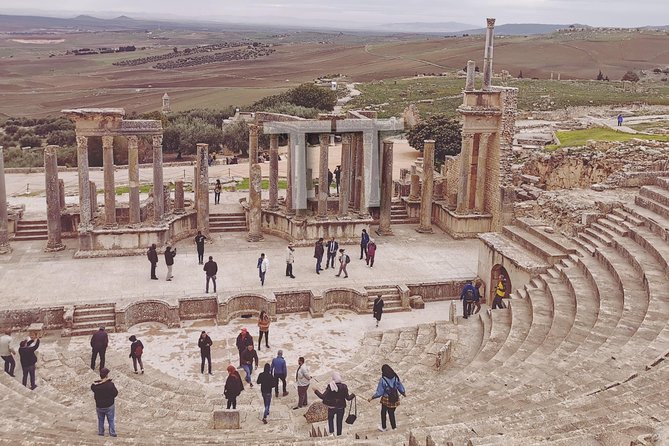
270,349 -> 289,397
368,364 -> 406,432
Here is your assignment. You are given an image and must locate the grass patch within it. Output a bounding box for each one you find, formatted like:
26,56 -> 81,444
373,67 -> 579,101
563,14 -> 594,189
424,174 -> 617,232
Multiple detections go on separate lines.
112,184 -> 182,195
629,120 -> 669,132
547,128 -> 669,149
233,178 -> 288,191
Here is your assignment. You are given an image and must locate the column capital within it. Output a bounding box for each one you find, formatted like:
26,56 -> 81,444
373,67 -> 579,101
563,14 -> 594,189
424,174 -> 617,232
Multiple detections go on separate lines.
152,134 -> 163,146
101,135 -> 114,147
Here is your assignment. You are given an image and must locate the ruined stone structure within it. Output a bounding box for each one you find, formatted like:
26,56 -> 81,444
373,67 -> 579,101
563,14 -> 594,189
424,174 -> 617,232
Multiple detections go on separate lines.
43,145 -> 65,252
161,92 -> 171,114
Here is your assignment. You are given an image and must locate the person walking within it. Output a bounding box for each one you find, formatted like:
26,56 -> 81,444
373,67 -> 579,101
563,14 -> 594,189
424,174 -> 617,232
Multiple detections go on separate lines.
18,336 -> 40,389
147,243 -> 159,280
224,365 -> 244,409
194,231 -> 208,265
472,278 -> 483,315
0,330 -> 16,377
204,256 -> 218,293
91,367 -> 118,437
335,248 -> 349,278
325,237 -> 338,270
366,238 -> 377,267
235,328 -> 254,367
241,344 -> 258,387
214,179 -> 222,205
314,372 -> 356,436
271,350 -> 288,397
128,335 -> 144,374
360,229 -> 370,260
90,327 -> 108,371
164,246 -> 176,281
492,274 -> 508,310
285,243 -> 296,279
334,165 -> 341,195
373,296 -> 384,328
460,279 -> 478,319
257,363 -> 277,424
617,114 -> 624,127
314,238 -> 324,274
327,169 -> 334,197
257,310 -> 271,351
198,331 -> 213,375
293,356 -> 312,409
257,253 -> 268,286
368,364 -> 406,432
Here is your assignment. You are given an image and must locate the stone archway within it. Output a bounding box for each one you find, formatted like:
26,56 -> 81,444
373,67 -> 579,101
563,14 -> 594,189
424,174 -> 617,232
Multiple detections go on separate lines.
490,264 -> 511,303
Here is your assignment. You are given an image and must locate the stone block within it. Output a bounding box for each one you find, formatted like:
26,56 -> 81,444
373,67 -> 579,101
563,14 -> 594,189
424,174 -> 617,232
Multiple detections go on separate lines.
409,295 -> 425,309
212,410 -> 240,429
28,322 -> 44,339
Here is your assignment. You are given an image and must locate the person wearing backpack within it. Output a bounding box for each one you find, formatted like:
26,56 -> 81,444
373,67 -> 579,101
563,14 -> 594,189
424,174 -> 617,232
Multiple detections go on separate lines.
335,248 -> 349,278
128,335 -> 144,374
460,279 -> 478,319
368,364 -> 406,432
147,243 -> 159,280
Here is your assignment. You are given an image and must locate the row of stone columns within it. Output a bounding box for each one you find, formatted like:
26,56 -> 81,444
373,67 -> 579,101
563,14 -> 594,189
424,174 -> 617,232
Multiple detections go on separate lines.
0,147 -> 11,254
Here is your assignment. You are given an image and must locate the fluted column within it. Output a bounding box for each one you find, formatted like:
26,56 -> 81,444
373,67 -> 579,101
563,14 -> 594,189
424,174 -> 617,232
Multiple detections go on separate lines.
76,135 -> 92,230
338,134 -> 351,217
196,143 -> 210,234
0,147 -> 11,254
102,135 -> 116,227
127,135 -> 140,224
44,145 -> 65,251
269,134 -> 279,210
317,133 -> 329,219
152,134 -> 164,221
377,140 -> 394,236
285,133 -> 294,215
417,140 -> 435,233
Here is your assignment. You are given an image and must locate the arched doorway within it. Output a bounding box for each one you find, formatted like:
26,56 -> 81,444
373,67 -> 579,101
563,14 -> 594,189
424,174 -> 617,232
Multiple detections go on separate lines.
490,264 -> 511,304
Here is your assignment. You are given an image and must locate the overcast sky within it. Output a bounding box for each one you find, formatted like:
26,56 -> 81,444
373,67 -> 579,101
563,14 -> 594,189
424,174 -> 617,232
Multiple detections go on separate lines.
2,0 -> 667,28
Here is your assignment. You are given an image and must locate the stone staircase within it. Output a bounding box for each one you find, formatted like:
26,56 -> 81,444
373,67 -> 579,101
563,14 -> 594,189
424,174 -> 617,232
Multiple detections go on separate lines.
364,285 -> 405,314
209,212 -> 247,233
390,201 -> 416,224
71,304 -> 116,337
13,219 -> 48,241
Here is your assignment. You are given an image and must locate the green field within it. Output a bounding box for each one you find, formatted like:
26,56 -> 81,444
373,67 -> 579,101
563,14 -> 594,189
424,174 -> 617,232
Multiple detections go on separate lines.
629,120 -> 669,132
548,128 -> 669,149
234,178 -> 288,191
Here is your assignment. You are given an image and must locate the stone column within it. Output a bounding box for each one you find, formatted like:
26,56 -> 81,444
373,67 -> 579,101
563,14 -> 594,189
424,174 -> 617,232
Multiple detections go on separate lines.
377,140 -> 394,236
76,135 -> 92,230
350,133 -> 358,208
338,134 -> 351,217
465,60 -> 476,91
174,180 -> 185,213
317,133 -> 329,219
247,163 -> 264,242
196,143 -> 210,234
269,134 -> 279,210
417,140 -> 435,233
0,147 -> 11,254
102,135 -> 116,227
285,134 -> 294,215
409,173 -> 420,200
457,133 -> 474,213
127,135 -> 140,224
356,133 -> 368,216
44,145 -> 65,251
434,179 -> 445,201
249,124 -> 259,166
89,181 -> 97,220
152,135 -> 164,221
475,133 -> 491,212
483,18 -> 496,91
58,179 -> 65,210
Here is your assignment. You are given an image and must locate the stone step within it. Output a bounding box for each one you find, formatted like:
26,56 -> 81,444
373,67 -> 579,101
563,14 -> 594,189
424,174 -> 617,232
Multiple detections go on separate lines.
74,305 -> 115,315
12,233 -> 49,241
72,318 -> 116,331
611,207 -> 644,227
73,311 -> 115,322
636,191 -> 669,222
597,217 -> 629,236
502,225 -> 569,264
639,184 -> 669,208
17,220 -> 47,227
514,217 -> 579,255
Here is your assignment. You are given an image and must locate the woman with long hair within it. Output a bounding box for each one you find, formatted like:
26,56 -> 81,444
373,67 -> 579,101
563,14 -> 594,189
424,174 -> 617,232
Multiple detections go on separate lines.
368,364 -> 406,432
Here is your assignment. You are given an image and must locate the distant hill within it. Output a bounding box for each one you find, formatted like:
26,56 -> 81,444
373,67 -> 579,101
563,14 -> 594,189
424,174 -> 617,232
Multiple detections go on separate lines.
381,21 -> 476,33
456,23 -> 588,36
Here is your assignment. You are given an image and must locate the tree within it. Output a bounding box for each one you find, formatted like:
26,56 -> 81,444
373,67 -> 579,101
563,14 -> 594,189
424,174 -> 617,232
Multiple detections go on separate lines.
286,83 -> 337,111
596,70 -> 605,81
406,114 -> 462,165
46,130 -> 76,147
18,134 -> 42,148
518,70 -> 523,79
622,71 -> 640,82
221,120 -> 250,156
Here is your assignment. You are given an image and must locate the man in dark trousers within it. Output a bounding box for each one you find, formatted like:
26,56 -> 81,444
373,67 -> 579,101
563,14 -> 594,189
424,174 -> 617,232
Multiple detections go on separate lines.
90,327 -> 109,371
373,295 -> 384,327
204,256 -> 218,293
241,344 -> 259,387
460,279 -> 478,319
360,229 -> 370,260
91,367 -> 118,437
164,246 -> 176,281
194,231 -> 208,265
334,165 -> 341,195
18,336 -> 40,389
314,238 -> 325,274
325,237 -> 339,270
236,328 -> 254,367
198,331 -> 213,374
327,169 -> 334,197
147,243 -> 159,280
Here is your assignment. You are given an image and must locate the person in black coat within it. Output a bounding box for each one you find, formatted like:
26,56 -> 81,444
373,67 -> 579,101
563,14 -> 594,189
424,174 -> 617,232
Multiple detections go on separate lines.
314,238 -> 325,274
224,365 -> 244,409
315,372 -> 356,436
164,246 -> 176,281
257,363 -> 277,424
235,328 -> 254,367
373,296 -> 384,327
360,229 -> 370,260
90,327 -> 108,371
203,256 -> 218,293
325,237 -> 339,270
91,367 -> 119,437
18,336 -> 40,389
128,335 -> 144,374
194,231 -> 208,265
147,244 -> 159,280
198,331 -> 213,374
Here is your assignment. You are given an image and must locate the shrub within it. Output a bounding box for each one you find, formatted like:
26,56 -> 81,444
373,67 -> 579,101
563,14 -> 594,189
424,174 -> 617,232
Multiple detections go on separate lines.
18,134 -> 43,148
406,114 -> 462,165
46,130 -> 76,147
622,71 -> 640,82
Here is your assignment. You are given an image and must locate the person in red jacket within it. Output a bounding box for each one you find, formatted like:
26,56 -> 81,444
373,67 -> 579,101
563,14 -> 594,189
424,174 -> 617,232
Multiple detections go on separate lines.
366,239 -> 377,267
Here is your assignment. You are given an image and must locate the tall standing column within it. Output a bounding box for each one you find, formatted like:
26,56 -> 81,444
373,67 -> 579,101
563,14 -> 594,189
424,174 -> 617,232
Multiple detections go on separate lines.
338,134 -> 351,217
247,125 -> 263,242
152,135 -> 164,221
285,134 -> 295,215
457,133 -> 474,213
417,140 -> 435,233
0,147 -> 11,254
356,133 -> 368,216
196,143 -> 210,234
317,133 -> 329,219
44,145 -> 65,251
76,135 -> 92,231
482,18 -> 496,91
127,135 -> 140,224
269,134 -> 279,210
102,135 -> 116,227
377,140 -> 394,236
174,180 -> 185,214
349,133 -> 358,208
249,124 -> 259,167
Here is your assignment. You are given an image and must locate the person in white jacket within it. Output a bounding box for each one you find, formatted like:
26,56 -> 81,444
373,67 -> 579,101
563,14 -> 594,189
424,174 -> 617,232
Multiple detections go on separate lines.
257,253 -> 269,286
293,356 -> 312,409
285,244 -> 296,279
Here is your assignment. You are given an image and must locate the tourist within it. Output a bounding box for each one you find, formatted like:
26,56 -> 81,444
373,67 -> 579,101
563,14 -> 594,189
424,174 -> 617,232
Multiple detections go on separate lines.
257,363 -> 277,424
617,114 -> 624,127
460,279 -> 478,319
334,165 -> 341,195
194,230 -> 208,265
204,256 -> 218,293
235,328 -> 254,367
472,279 -> 483,315
147,243 -> 159,280
335,248 -> 349,278
492,274 -> 508,310
368,364 -> 406,432
314,238 -> 324,274
271,350 -> 288,397
241,344 -> 259,387
128,335 -> 144,374
90,326 -> 108,371
257,253 -> 269,286
164,246 -> 176,281
314,372 -> 356,436
198,331 -> 213,375
325,236 -> 338,269
224,365 -> 244,409
285,243 -> 296,279
0,329 -> 16,377
257,310 -> 270,350
360,229 -> 370,260
293,356 -> 312,409
327,169 -> 333,196
366,238 -> 377,267
373,295 -> 384,327
214,179 -> 222,205
18,336 -> 40,389
91,368 -> 118,437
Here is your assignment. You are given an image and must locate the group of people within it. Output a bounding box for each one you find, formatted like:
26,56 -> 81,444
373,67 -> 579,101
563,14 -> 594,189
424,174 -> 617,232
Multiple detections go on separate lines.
312,229 -> 378,279
459,274 -> 508,318
0,330 -> 40,390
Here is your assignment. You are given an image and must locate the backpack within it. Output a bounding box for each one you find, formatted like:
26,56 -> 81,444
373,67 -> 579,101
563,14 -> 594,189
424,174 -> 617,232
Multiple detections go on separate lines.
134,344 -> 143,357
385,378 -> 399,403
464,288 -> 476,301
345,254 -> 351,264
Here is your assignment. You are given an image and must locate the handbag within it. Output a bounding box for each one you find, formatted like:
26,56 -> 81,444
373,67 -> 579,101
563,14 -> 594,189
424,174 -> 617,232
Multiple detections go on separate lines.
345,396 -> 357,425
